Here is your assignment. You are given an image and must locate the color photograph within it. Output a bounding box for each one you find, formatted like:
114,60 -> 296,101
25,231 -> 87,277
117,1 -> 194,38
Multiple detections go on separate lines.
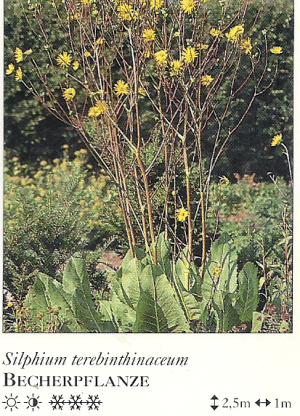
3,0 -> 293,333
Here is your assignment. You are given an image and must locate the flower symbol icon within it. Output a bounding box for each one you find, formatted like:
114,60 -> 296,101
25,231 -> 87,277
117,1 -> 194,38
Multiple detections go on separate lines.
2,394 -> 20,411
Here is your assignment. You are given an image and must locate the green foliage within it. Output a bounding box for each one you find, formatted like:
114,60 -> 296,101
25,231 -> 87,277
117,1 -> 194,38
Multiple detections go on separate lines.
3,147 -> 123,301
4,0 -> 293,180
5,231 -> 290,333
208,177 -> 292,268
4,0 -> 78,164
23,257 -> 116,333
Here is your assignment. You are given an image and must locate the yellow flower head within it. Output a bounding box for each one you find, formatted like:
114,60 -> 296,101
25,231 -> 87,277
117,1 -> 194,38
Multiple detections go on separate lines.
118,3 -> 134,20
219,175 -> 230,186
56,52 -> 72,69
144,49 -> 151,58
270,46 -> 283,55
142,29 -> 155,42
138,87 -> 146,96
210,28 -> 223,37
73,61 -> 79,70
15,67 -> 23,81
15,47 -> 23,63
81,0 -> 92,5
201,74 -> 214,86
150,0 -> 163,11
63,88 -> 76,102
240,38 -> 252,54
271,133 -> 282,146
24,49 -> 33,56
114,80 -> 129,96
84,51 -> 91,58
181,0 -> 196,14
95,37 -> 105,45
199,43 -> 209,50
170,60 -> 183,75
212,266 -> 222,278
88,100 -> 108,117
176,208 -> 189,222
154,50 -> 168,67
182,46 -> 198,63
6,63 -> 15,75
226,25 -> 244,42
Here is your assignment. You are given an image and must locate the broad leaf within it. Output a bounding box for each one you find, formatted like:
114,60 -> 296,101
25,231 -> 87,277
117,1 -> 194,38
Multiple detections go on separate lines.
133,265 -> 190,333
235,262 -> 259,322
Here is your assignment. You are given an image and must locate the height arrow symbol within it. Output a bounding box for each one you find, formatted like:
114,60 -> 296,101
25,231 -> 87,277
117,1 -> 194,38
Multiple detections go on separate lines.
210,395 -> 219,410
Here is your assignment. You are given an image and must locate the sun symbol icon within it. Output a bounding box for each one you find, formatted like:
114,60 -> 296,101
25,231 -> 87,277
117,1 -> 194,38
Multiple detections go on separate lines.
25,394 -> 42,411
2,394 -> 20,411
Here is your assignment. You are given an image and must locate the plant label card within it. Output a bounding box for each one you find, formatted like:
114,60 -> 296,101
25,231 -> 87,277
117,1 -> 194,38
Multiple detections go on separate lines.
1,0 -> 299,415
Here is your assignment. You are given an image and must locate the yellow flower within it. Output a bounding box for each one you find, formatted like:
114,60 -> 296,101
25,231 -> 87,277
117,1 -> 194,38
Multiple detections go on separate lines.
84,51 -> 91,58
240,38 -> 252,54
182,46 -> 198,63
114,80 -> 129,96
199,43 -> 209,50
144,49 -> 151,58
181,0 -> 196,14
138,87 -> 146,96
271,133 -> 282,146
176,208 -> 189,222
15,47 -> 23,63
219,175 -> 230,186
212,266 -> 222,278
15,67 -> 23,81
63,88 -> 76,102
56,52 -> 72,69
226,25 -> 244,42
270,46 -> 283,55
150,0 -> 163,11
24,49 -> 33,55
118,3 -> 134,20
154,50 -> 168,66
210,28 -> 223,37
73,61 -> 79,70
201,74 -> 213,86
7,302 -> 13,308
6,63 -> 15,75
142,29 -> 155,42
170,60 -> 183,75
95,37 -> 105,45
81,0 -> 92,5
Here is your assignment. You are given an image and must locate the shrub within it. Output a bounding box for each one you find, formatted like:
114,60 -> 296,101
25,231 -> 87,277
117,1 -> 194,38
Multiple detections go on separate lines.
3,146 -> 123,303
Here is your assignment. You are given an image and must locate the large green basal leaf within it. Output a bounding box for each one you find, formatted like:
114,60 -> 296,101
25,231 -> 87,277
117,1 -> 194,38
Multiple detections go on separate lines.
155,232 -> 172,278
235,262 -> 259,323
174,275 -> 202,322
201,232 -> 238,302
212,293 -> 240,332
109,293 -> 137,332
24,273 -> 85,332
119,258 -> 142,310
133,265 -> 191,333
63,257 -> 113,332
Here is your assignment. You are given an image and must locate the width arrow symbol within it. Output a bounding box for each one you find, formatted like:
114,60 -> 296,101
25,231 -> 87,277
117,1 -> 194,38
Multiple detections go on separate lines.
255,398 -> 271,407
210,395 -> 219,410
